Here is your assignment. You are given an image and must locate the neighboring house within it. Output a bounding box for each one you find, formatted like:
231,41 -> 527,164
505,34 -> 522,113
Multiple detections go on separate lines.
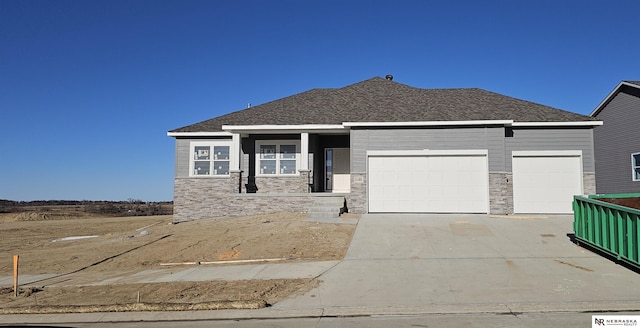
168,76 -> 601,222
590,81 -> 640,194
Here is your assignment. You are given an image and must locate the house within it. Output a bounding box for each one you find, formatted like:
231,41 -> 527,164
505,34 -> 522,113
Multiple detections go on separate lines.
168,76 -> 601,222
590,81 -> 640,194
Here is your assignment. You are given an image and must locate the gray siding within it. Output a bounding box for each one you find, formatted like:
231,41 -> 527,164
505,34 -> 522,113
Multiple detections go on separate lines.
505,128 -> 595,172
593,91 -> 640,193
175,139 -> 190,178
350,127 -> 506,172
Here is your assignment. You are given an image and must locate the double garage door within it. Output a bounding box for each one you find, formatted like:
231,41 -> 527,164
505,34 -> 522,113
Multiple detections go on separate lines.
368,150 -> 489,213
368,150 -> 583,214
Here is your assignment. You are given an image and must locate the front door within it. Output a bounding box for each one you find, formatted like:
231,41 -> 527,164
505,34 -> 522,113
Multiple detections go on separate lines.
325,148 -> 350,193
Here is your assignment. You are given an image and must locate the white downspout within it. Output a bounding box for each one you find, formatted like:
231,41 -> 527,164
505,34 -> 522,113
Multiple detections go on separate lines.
300,132 -> 309,171
231,133 -> 241,171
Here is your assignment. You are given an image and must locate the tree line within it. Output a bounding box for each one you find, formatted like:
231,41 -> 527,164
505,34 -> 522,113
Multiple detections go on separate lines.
0,199 -> 173,216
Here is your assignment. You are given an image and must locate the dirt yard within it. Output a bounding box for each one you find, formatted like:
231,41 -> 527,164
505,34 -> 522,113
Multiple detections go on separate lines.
0,211 -> 357,313
598,197 -> 640,210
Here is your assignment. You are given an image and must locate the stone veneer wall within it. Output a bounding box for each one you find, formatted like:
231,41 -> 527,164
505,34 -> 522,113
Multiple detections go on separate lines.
227,194 -> 311,217
583,172 -> 596,195
489,172 -> 513,215
173,177 -> 234,222
173,171 -> 313,222
230,171 -> 242,194
254,171 -> 310,193
348,173 -> 367,214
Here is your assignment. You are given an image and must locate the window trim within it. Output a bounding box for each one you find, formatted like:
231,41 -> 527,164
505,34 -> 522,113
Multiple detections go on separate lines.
189,140 -> 234,177
632,152 -> 640,182
255,140 -> 301,176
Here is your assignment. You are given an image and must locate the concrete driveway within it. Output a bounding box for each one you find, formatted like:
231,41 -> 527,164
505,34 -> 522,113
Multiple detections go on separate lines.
275,214 -> 640,314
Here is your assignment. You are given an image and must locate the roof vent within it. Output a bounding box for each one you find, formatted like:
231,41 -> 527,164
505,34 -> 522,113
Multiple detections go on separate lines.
385,75 -> 393,81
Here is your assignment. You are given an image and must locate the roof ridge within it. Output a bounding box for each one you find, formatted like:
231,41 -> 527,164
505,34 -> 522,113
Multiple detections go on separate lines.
339,76 -> 428,92
420,87 -> 483,91
338,76 -> 386,88
338,77 -> 484,92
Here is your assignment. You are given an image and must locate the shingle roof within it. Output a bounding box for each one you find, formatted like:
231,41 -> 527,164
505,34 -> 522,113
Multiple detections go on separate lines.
171,77 -> 594,133
624,81 -> 640,87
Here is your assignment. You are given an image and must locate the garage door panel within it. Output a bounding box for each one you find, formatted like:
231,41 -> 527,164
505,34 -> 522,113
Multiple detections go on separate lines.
458,171 -> 477,181
427,171 -> 445,184
369,156 -> 426,212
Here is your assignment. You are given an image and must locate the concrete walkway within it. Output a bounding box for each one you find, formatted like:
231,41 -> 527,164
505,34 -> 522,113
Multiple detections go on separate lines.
91,260 -> 341,285
0,261 -> 341,287
2,214 -> 640,324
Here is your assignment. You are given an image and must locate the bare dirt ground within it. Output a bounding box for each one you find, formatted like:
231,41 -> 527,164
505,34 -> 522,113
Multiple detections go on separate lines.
598,197 -> 640,210
0,211 -> 357,313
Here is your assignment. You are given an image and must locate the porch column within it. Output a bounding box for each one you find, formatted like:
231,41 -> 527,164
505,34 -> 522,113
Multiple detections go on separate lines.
300,132 -> 309,170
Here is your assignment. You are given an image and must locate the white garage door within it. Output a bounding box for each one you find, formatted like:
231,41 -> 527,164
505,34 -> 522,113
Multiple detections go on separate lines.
368,150 -> 489,213
512,151 -> 583,214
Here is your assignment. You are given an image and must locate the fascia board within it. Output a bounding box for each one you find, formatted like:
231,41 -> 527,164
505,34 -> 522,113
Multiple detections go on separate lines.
343,120 -> 513,127
512,121 -> 602,127
167,131 -> 234,137
222,124 -> 345,131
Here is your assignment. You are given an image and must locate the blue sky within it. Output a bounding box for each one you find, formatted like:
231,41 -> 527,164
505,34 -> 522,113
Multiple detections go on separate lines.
1,0 -> 639,201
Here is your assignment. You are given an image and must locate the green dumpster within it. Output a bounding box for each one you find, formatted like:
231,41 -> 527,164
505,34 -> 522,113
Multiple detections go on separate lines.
573,193 -> 640,270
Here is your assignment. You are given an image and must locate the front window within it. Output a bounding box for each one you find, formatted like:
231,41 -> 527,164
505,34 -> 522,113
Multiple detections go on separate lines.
257,141 -> 300,175
633,153 -> 640,181
190,141 -> 232,176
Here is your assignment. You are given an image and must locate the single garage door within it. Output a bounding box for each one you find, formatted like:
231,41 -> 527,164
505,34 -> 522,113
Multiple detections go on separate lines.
368,150 -> 489,213
512,151 -> 583,214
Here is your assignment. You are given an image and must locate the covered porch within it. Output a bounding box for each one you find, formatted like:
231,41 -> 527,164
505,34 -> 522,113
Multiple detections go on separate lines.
221,125 -> 352,195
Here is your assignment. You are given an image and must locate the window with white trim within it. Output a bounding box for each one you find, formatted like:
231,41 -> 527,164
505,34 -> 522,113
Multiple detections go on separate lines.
190,141 -> 232,176
633,153 -> 640,181
256,140 -> 300,175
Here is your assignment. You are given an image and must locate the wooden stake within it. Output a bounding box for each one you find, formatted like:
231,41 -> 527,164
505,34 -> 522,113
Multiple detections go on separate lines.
13,255 -> 19,297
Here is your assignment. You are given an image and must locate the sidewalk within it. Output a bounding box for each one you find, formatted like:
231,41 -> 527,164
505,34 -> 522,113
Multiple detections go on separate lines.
2,214 -> 640,324
0,261 -> 341,288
